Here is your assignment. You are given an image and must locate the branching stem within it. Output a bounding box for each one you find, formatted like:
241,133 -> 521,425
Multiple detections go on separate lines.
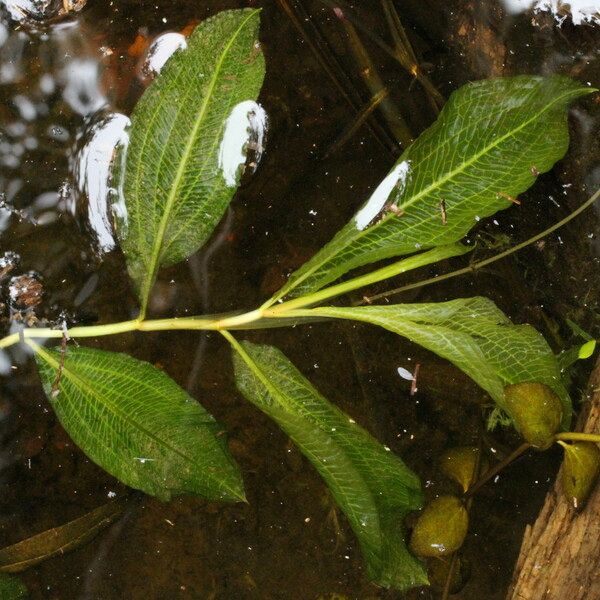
555,432 -> 600,444
1,189 -> 598,352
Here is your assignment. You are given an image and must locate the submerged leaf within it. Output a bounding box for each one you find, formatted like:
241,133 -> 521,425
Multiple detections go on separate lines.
275,76 -> 591,300
0,501 -> 125,573
559,441 -> 600,509
33,345 -> 244,502
409,495 -> 468,558
120,9 -> 266,312
0,574 -> 28,599
298,297 -> 571,426
229,338 -> 428,591
440,447 -> 484,493
504,382 -> 562,448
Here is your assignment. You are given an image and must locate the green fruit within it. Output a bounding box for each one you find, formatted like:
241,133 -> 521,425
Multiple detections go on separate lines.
560,441 -> 600,509
440,446 -> 485,493
503,382 -> 563,449
409,495 -> 468,558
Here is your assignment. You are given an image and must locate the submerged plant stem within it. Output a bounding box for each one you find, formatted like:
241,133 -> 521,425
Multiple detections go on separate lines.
555,432 -> 600,444
465,442 -> 531,498
364,187 -> 600,303
1,190 -> 597,351
339,13 -> 413,146
0,314 -> 261,349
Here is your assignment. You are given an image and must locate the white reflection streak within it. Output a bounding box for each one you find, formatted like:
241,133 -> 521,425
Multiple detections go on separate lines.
76,113 -> 130,252
218,100 -> 268,187
61,59 -> 107,116
354,160 -> 410,231
143,32 -> 187,76
502,0 -> 600,24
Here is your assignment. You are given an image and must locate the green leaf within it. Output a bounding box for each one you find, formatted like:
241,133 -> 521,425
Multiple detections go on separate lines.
229,337 -> 427,591
275,76 -> 592,300
578,339 -> 596,359
33,345 -> 244,502
0,574 -> 28,599
0,501 -> 125,573
299,297 -> 571,427
119,9 -> 266,313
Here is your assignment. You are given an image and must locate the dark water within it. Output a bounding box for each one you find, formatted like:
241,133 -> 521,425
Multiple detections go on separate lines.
1,1 -> 599,598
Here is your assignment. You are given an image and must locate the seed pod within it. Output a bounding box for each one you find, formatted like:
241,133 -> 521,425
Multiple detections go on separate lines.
503,382 -> 563,449
560,441 -> 600,509
409,495 -> 468,558
440,446 -> 486,493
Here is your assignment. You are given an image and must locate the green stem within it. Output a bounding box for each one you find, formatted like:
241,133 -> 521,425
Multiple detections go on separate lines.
262,244 -> 469,314
0,320 -> 141,349
3,189 -> 597,351
464,442 -> 531,498
0,312 -> 264,350
555,432 -> 600,444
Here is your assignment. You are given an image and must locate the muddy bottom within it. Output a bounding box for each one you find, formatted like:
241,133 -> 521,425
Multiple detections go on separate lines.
1,1 -> 600,599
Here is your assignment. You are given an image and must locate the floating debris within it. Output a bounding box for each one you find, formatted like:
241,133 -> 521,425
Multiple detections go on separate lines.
8,272 -> 43,310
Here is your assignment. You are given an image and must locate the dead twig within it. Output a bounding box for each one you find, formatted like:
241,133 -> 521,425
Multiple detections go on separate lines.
276,0 -> 399,156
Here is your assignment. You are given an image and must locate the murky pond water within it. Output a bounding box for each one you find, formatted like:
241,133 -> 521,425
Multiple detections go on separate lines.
1,1 -> 600,598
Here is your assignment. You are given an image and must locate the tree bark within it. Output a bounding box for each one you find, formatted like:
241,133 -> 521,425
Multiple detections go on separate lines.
507,356 -> 600,600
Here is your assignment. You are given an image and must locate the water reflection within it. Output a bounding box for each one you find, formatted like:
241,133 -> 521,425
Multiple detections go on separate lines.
141,31 -> 187,78
1,0 -> 87,23
354,160 -> 410,230
218,100 -> 268,187
0,4 -> 112,241
72,111 -> 129,253
502,0 -> 600,24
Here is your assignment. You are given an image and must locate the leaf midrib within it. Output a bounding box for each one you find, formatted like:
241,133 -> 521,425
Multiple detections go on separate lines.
139,10 -> 259,315
232,340 -> 384,551
282,87 -> 581,297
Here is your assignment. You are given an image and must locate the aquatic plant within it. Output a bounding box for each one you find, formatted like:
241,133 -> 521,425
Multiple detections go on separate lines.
1,8 -> 599,593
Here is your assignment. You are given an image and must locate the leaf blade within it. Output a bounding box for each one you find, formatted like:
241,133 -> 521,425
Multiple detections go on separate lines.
301,297 -> 571,426
120,9 -> 266,312
34,345 -> 244,502
0,574 -> 28,599
229,337 -> 427,591
0,501 -> 125,573
277,76 -> 592,299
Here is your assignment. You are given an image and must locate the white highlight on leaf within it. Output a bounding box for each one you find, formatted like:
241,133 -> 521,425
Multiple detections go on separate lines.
354,160 -> 410,231
397,367 -> 415,381
142,33 -> 187,77
502,0 -> 600,24
218,100 -> 268,187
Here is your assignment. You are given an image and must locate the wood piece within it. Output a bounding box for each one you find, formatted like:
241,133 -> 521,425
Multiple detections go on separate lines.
507,356 -> 600,600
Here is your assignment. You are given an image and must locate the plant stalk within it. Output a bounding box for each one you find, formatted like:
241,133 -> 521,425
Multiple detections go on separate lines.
2,188 -> 597,351
465,442 -> 531,498
364,187 -> 600,303
555,432 -> 600,444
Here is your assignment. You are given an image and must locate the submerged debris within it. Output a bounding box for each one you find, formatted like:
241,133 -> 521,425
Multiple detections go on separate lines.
1,0 -> 87,23
9,273 -> 43,311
